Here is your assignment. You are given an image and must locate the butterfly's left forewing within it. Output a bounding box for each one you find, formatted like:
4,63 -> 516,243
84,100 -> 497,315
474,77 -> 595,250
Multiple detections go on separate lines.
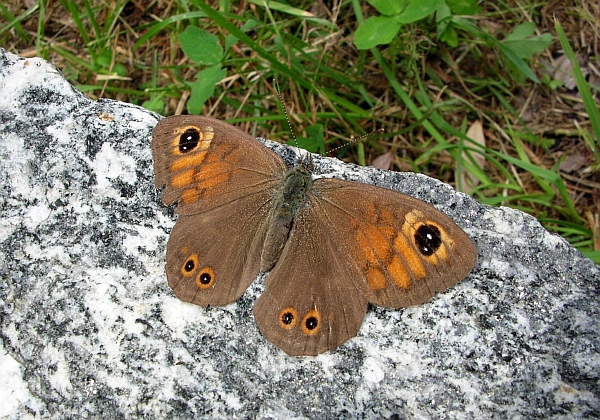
152,116 -> 287,216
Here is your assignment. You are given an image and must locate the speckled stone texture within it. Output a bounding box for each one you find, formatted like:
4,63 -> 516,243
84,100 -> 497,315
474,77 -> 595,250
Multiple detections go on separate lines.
0,48 -> 598,418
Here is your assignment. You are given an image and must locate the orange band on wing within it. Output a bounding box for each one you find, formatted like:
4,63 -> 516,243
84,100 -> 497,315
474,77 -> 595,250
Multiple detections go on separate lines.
194,162 -> 233,190
366,268 -> 386,290
181,189 -> 200,205
393,233 -> 426,278
170,169 -> 196,189
169,150 -> 209,172
387,254 -> 412,289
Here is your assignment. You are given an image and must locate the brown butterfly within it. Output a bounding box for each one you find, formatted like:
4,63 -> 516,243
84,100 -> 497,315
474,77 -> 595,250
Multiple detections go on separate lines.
152,115 -> 477,356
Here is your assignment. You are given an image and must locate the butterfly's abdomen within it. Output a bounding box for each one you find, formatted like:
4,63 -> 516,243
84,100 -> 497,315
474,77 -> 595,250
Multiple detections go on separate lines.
260,166 -> 312,273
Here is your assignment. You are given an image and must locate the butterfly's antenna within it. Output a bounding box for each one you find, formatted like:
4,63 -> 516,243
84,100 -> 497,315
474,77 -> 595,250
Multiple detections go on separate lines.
327,128 -> 385,156
273,79 -> 300,149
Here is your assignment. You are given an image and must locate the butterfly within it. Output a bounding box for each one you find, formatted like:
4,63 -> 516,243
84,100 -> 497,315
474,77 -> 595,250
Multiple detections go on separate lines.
152,115 -> 477,356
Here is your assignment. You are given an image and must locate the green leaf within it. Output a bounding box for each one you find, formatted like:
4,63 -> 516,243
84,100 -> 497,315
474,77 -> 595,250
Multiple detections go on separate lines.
225,19 -> 257,51
450,17 -> 542,82
133,11 -> 208,50
187,65 -> 226,114
142,96 -> 165,114
179,26 -> 223,65
436,2 -> 459,47
367,0 -> 405,16
504,33 -> 552,59
396,0 -> 444,24
504,22 -> 536,41
354,16 -> 402,50
247,0 -> 334,28
94,49 -> 112,70
440,25 -> 459,47
502,22 -> 552,59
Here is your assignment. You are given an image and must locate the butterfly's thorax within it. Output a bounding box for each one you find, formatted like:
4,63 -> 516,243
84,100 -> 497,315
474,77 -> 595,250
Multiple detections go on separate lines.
260,164 -> 313,272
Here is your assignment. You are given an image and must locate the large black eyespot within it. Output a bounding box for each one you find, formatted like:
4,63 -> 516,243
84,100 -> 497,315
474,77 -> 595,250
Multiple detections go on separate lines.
305,316 -> 319,330
279,307 -> 298,330
179,128 -> 200,153
199,272 -> 212,285
195,267 -> 215,289
180,254 -> 199,277
301,310 -> 321,335
282,312 -> 295,325
184,259 -> 195,272
414,224 -> 442,256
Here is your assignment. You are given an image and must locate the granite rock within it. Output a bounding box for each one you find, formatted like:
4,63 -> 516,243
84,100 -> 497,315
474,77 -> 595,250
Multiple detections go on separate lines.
0,48 -> 598,418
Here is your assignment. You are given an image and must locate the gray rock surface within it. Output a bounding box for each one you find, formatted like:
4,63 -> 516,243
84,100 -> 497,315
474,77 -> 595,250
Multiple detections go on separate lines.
0,48 -> 598,418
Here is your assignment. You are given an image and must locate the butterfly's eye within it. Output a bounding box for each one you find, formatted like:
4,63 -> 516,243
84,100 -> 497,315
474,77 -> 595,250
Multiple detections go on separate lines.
279,307 -> 298,330
179,128 -> 200,153
195,267 -> 215,289
301,310 -> 322,336
414,224 -> 442,256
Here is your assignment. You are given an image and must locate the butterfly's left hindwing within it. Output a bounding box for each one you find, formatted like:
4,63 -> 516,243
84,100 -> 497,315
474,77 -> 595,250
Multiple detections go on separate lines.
165,191 -> 274,306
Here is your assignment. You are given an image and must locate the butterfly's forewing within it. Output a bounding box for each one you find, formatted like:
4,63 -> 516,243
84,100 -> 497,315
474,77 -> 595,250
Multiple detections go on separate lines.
152,116 -> 288,306
152,116 -> 287,216
313,179 -> 477,308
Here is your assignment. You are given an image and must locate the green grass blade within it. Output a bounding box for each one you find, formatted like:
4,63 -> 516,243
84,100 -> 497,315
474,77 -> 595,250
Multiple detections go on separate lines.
554,19 -> 600,161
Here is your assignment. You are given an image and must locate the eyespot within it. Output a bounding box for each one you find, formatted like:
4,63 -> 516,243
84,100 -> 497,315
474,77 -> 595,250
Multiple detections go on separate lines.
301,309 -> 321,336
179,128 -> 200,153
414,224 -> 442,256
180,254 -> 199,277
278,307 -> 299,330
195,267 -> 215,289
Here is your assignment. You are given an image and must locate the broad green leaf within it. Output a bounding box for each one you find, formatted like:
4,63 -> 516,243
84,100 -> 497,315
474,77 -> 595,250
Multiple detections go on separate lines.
354,16 -> 402,50
179,26 -> 223,65
440,25 -> 459,47
142,96 -> 165,114
187,65 -> 226,114
367,0 -> 405,16
504,36 -> 552,59
436,2 -> 459,47
504,22 -> 536,41
396,0 -> 444,24
502,22 -> 552,59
